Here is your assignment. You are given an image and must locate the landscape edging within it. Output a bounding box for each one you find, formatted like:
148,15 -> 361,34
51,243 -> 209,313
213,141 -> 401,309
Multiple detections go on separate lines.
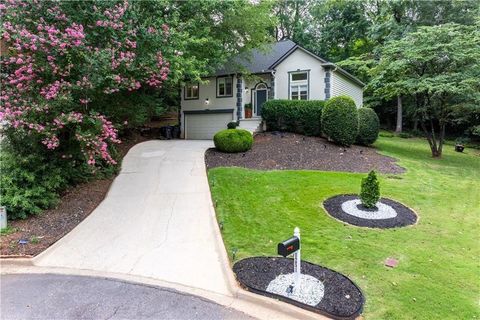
322,194 -> 419,229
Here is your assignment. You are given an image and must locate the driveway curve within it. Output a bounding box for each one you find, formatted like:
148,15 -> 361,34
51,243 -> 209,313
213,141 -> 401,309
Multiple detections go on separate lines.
1,274 -> 252,320
34,140 -> 231,296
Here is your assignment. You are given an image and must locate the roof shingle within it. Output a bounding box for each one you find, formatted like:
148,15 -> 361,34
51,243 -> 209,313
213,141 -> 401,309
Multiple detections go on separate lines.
214,39 -> 297,76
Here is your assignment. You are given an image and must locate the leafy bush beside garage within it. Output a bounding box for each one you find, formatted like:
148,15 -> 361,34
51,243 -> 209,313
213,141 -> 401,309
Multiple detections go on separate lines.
214,129 -> 253,153
262,100 -> 325,136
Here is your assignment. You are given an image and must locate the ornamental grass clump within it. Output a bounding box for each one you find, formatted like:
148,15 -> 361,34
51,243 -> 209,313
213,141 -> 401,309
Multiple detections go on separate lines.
360,170 -> 380,208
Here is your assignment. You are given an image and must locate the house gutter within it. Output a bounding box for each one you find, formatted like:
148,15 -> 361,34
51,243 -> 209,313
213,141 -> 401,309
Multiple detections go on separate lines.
321,62 -> 365,87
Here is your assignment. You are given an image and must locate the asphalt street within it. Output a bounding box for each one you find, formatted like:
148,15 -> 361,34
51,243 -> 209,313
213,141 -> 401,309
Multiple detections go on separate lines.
0,274 -> 253,320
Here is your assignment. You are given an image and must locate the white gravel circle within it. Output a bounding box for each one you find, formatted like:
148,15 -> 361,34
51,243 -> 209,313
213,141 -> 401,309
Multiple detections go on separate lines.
341,199 -> 397,220
266,273 -> 324,306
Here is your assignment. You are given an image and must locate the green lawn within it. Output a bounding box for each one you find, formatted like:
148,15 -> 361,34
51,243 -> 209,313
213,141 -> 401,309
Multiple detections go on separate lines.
208,135 -> 480,319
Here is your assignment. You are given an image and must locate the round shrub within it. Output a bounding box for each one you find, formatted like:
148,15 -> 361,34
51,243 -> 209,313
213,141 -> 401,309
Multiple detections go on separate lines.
356,108 -> 380,145
227,121 -> 238,129
214,129 -> 253,153
360,170 -> 380,208
321,96 -> 358,146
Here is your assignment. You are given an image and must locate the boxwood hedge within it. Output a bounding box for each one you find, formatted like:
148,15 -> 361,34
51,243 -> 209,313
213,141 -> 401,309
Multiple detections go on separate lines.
357,108 -> 380,145
214,129 -> 253,153
261,100 -> 324,136
321,96 -> 358,146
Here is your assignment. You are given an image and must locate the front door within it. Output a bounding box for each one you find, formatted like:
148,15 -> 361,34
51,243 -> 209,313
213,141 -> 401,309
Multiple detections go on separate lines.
255,89 -> 267,117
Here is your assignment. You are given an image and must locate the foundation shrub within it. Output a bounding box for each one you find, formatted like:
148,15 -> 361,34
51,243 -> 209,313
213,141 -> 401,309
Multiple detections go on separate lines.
321,96 -> 358,146
214,129 -> 253,153
262,100 -> 324,136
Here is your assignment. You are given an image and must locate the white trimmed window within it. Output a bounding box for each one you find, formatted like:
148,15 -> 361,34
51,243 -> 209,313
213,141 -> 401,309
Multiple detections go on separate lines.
217,76 -> 233,97
289,71 -> 308,100
184,83 -> 199,99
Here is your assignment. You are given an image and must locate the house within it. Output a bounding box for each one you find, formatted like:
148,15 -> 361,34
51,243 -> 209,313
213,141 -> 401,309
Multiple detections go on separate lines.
180,39 -> 364,140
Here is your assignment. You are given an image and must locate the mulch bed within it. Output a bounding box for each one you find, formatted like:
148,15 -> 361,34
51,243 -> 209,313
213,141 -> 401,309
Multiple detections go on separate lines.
233,257 -> 364,319
323,195 -> 418,228
205,132 -> 405,174
0,132 -> 151,257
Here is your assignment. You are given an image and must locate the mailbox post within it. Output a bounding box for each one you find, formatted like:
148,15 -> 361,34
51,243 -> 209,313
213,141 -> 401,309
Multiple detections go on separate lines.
277,227 -> 301,287
293,227 -> 301,285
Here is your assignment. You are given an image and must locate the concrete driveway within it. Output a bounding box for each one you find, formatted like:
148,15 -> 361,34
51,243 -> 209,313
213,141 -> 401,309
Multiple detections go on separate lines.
1,274 -> 252,320
34,140 -> 232,296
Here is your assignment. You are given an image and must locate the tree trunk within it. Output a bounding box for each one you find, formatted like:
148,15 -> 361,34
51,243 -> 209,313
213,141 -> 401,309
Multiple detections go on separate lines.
413,119 -> 418,131
421,120 -> 441,158
437,122 -> 445,158
395,95 -> 403,133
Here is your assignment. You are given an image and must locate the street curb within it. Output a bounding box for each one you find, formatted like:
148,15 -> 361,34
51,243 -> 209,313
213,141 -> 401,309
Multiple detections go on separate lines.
1,258 -> 34,266
1,264 -> 329,320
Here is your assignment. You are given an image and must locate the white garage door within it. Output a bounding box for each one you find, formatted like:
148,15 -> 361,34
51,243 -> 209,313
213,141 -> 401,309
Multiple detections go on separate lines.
185,112 -> 233,140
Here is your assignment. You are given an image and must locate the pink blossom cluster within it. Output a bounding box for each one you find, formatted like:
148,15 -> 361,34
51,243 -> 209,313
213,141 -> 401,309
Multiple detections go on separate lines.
95,1 -> 128,30
40,80 -> 71,100
53,112 -> 84,129
2,19 -> 85,54
145,52 -> 170,87
76,114 -> 120,165
5,55 -> 35,91
42,135 -> 60,150
64,23 -> 85,46
112,50 -> 136,69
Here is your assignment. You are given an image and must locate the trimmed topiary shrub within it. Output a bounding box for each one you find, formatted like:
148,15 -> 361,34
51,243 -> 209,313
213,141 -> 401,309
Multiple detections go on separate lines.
227,121 -> 238,129
214,129 -> 253,153
360,170 -> 380,208
262,100 -> 324,136
321,96 -> 358,146
356,108 -> 380,145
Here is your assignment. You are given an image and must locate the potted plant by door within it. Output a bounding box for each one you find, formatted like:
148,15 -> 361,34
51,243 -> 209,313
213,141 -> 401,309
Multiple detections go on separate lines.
244,103 -> 252,119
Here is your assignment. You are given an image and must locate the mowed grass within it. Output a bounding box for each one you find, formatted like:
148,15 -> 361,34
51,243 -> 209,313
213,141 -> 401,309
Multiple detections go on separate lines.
208,135 -> 480,319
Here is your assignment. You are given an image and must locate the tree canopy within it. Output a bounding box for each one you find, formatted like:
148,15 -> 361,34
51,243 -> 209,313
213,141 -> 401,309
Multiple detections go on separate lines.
371,23 -> 480,157
271,0 -> 480,156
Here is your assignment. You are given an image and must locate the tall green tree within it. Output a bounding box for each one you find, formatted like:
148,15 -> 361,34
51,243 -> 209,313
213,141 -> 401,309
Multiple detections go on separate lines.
167,0 -> 276,82
309,0 -> 371,61
340,0 -> 480,133
370,23 -> 480,157
272,0 -> 313,42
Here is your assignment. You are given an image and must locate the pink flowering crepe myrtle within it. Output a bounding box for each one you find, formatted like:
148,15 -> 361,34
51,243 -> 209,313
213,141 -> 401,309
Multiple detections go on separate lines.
0,0 -> 171,166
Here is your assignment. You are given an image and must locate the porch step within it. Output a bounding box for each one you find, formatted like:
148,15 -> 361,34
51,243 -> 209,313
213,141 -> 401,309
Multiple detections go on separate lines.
238,118 -> 263,134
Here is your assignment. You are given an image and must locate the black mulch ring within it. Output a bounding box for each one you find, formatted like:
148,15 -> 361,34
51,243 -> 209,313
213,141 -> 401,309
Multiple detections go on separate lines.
233,257 -> 364,320
323,194 -> 418,228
